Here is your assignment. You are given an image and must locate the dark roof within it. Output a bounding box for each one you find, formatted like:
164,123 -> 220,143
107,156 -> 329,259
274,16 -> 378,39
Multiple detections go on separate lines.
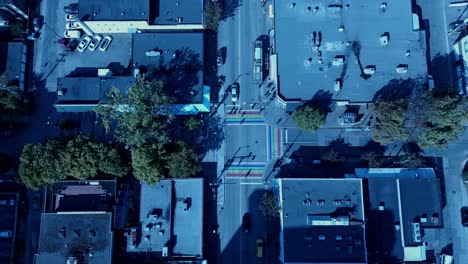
279,178 -> 367,263
132,33 -> 204,104
274,0 -> 427,103
35,212 -> 113,264
365,179 -> 404,261
0,193 -> 18,264
79,0 -> 149,21
56,76 -> 135,105
50,180 -> 117,213
152,0 -> 203,25
172,179 -> 203,258
399,178 -> 443,246
0,42 -> 22,84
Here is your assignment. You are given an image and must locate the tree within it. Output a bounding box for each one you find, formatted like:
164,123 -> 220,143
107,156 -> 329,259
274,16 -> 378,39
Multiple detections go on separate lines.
185,116 -> 201,131
131,143 -> 168,185
321,149 -> 344,164
17,136 -> 128,190
204,1 -> 222,31
9,22 -> 24,38
360,152 -> 383,168
293,104 -> 326,132
413,92 -> 467,148
0,86 -> 24,112
370,99 -> 409,144
394,153 -> 426,169
259,191 -> 280,220
167,141 -> 201,178
95,77 -> 175,146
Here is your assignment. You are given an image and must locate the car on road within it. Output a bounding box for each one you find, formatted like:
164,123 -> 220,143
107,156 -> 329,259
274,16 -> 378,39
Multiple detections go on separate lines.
217,48 -> 224,66
88,35 -> 103,51
63,30 -> 81,38
0,230 -> 12,238
242,213 -> 251,233
64,3 -> 79,14
32,192 -> 41,210
65,22 -> 80,30
33,17 -> 41,31
65,14 -> 76,21
461,207 -> 468,227
256,238 -> 264,257
99,35 -> 113,51
77,36 -> 92,52
231,83 -> 238,103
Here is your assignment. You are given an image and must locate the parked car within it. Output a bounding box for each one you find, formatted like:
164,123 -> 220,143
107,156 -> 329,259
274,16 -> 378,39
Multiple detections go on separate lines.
65,22 -> 80,30
256,238 -> 264,257
99,35 -> 112,51
217,47 -> 226,66
32,192 -> 41,210
461,206 -> 468,227
63,30 -> 81,38
242,213 -> 251,233
231,83 -> 239,103
88,35 -> 102,51
65,14 -> 76,21
0,230 -> 12,238
77,36 -> 91,52
64,3 -> 79,14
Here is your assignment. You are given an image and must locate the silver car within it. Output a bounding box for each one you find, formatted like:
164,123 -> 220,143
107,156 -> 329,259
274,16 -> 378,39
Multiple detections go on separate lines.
77,36 -> 92,52
88,35 -> 102,51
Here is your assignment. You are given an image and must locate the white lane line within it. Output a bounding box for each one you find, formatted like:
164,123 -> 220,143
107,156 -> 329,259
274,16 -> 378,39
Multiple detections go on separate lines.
226,122 -> 266,126
240,182 -> 264,185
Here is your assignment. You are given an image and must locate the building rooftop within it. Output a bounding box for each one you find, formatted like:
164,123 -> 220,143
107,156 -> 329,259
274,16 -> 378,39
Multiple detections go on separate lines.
129,181 -> 173,255
172,178 -> 203,258
35,212 -> 114,264
132,32 -> 204,104
279,178 -> 366,263
0,193 -> 18,264
365,178 -> 404,261
78,0 -> 149,21
49,180 -> 117,213
55,76 -> 135,112
152,0 -> 203,25
0,42 -> 23,85
274,0 -> 427,103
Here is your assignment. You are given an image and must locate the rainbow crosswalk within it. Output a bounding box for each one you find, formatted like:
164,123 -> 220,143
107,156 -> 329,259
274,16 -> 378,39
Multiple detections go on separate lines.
268,127 -> 283,160
225,163 -> 266,178
225,109 -> 264,125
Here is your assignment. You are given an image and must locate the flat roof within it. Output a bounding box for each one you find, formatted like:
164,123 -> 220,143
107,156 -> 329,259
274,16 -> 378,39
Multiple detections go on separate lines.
152,0 -> 203,25
132,33 -> 204,104
365,179 -> 404,261
56,76 -> 135,105
274,0 -> 428,103
50,180 -> 117,213
0,193 -> 18,264
79,0 -> 149,21
398,178 -> 443,246
129,181 -> 172,254
35,212 -> 113,264
172,178 -> 203,258
279,178 -> 366,263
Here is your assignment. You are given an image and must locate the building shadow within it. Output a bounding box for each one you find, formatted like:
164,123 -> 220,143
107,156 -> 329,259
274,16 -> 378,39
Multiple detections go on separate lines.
373,78 -> 421,101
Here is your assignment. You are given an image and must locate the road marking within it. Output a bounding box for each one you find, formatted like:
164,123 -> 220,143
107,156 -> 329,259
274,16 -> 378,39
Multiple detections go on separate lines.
240,182 -> 264,185
226,122 -> 265,126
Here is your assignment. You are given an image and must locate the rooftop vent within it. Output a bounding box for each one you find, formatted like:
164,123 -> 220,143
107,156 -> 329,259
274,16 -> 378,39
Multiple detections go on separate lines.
334,200 -> 342,206
412,222 -> 421,243
318,234 -> 326,240
145,235 -> 150,241
162,246 -> 169,257
290,3 -> 296,9
345,199 -> 351,205
378,202 -> 385,211
57,89 -> 67,96
395,221 -> 401,231
336,235 -> 342,240
317,200 -> 325,206
396,64 -> 408,73
332,56 -> 344,66
420,214 -> 428,223
334,79 -> 342,92
89,229 -> 96,237
379,3 -> 387,13
380,33 -> 389,46
58,227 -> 66,239
146,50 -> 162,57
432,213 -> 439,224
303,199 -> 312,206
158,230 -> 165,236
364,66 -> 376,75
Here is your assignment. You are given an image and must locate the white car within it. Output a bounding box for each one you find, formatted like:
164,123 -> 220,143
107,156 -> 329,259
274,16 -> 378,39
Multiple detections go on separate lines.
65,22 -> 80,30
231,84 -> 239,102
65,14 -> 76,21
77,36 -> 92,52
63,30 -> 81,38
99,35 -> 113,51
88,35 -> 103,51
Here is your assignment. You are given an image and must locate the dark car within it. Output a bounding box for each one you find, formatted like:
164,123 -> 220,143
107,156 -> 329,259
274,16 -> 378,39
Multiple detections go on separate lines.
242,213 -> 251,233
64,3 -> 79,14
462,207 -> 468,227
32,192 -> 41,210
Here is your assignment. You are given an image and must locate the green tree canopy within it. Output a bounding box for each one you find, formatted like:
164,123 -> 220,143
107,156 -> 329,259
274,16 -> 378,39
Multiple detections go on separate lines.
293,104 -> 326,132
259,191 -> 280,220
17,136 -> 128,190
370,98 -> 409,145
94,77 -> 175,146
131,141 -> 201,184
204,2 -> 222,31
185,116 -> 201,131
321,149 -> 344,164
0,86 -> 24,112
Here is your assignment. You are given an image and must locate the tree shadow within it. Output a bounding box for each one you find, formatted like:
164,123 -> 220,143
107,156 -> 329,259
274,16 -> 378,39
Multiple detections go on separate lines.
197,115 -> 225,155
310,89 -> 333,113
222,0 -> 243,19
373,78 -> 422,101
430,52 -> 457,92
